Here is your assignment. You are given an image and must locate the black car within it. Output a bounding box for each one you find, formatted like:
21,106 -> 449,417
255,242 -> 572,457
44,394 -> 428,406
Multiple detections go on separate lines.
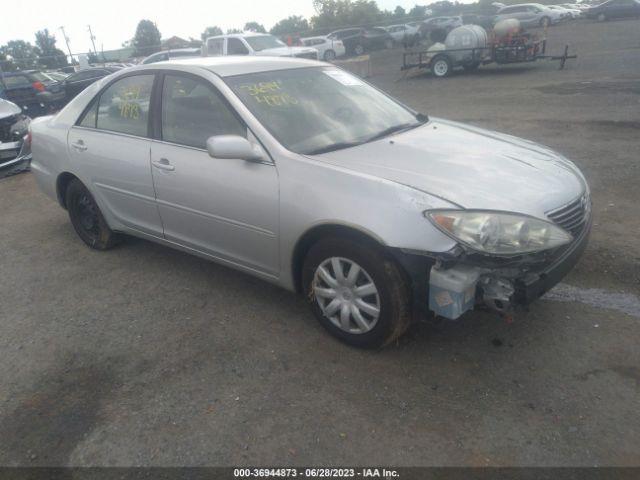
586,0 -> 640,20
0,70 -> 65,116
61,67 -> 121,104
327,28 -> 393,56
0,98 -> 31,175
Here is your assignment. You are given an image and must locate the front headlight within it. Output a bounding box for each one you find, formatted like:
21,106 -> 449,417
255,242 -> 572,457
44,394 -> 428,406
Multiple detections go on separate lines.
425,210 -> 572,255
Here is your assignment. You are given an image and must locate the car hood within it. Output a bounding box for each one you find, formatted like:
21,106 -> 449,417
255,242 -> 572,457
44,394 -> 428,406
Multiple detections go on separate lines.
254,46 -> 317,57
0,99 -> 22,119
311,118 -> 586,218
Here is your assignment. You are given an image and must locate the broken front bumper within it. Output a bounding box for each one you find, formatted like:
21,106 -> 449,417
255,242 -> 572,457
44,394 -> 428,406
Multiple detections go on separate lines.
392,214 -> 592,320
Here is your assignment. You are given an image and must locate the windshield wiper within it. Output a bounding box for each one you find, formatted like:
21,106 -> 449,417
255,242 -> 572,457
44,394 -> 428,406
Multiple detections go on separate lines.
305,119 -> 427,156
305,141 -> 367,155
364,121 -> 426,143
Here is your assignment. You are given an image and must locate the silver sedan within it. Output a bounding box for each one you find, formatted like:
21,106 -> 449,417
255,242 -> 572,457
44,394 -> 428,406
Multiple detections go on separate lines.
30,57 -> 591,348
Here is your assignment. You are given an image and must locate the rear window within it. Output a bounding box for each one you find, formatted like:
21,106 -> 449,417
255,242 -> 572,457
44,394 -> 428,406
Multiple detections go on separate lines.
2,75 -> 31,88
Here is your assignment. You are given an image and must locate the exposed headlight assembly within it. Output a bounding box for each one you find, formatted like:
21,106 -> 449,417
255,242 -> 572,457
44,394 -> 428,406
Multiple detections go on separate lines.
425,210 -> 572,255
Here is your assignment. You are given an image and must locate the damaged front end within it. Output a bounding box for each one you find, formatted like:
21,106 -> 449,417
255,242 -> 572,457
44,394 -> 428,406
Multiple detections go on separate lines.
0,99 -> 32,174
395,197 -> 592,321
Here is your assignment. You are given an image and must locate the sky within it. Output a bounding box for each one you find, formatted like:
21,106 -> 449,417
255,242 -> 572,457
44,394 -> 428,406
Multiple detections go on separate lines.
0,0 -> 451,55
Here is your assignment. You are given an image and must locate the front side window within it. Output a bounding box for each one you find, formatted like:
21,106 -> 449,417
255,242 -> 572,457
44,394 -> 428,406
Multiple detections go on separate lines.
226,67 -> 422,155
228,38 -> 249,55
161,74 -> 246,149
207,38 -> 224,56
95,74 -> 154,137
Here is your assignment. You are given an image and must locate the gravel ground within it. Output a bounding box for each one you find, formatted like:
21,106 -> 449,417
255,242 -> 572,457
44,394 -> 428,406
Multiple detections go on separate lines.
1,19 -> 639,467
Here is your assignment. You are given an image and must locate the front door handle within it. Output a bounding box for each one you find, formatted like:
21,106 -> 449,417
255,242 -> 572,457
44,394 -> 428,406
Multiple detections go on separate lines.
71,140 -> 87,152
151,158 -> 175,171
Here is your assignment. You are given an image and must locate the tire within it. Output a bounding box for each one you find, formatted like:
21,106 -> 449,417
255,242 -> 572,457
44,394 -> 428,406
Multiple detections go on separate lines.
540,16 -> 551,27
384,38 -> 394,49
302,237 -> 411,348
354,44 -> 365,56
65,179 -> 119,250
431,55 -> 452,78
597,12 -> 606,21
323,49 -> 336,62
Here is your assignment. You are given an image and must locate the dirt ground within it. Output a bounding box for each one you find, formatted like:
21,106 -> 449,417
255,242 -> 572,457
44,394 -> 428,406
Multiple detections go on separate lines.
1,19 -> 639,467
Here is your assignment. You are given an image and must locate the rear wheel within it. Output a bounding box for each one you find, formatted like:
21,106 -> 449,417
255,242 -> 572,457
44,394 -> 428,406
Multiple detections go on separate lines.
66,179 -> 119,250
431,55 -> 452,78
354,44 -> 365,56
302,238 -> 411,348
323,49 -> 336,62
384,38 -> 394,49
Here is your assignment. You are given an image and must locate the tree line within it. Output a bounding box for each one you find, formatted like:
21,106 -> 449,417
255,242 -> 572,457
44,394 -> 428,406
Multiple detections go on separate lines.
1,0 -> 574,69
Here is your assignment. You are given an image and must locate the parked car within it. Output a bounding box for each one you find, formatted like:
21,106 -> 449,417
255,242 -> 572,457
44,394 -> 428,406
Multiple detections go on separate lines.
300,36 -> 346,61
0,99 -> 31,174
326,28 -> 394,56
552,4 -> 583,17
30,57 -> 591,348
586,0 -> 640,20
461,13 -> 497,29
142,48 -> 201,64
419,16 -> 464,37
204,33 -> 318,59
495,3 -> 563,26
0,70 -> 65,115
383,24 -> 421,46
547,5 -> 576,19
61,67 -> 121,104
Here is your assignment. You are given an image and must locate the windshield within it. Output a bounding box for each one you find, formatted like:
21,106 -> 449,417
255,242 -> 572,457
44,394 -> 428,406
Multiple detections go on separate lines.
244,35 -> 286,51
226,67 -> 424,155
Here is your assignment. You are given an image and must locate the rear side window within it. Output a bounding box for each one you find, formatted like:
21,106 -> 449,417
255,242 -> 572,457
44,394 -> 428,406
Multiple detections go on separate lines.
95,74 -> 154,137
207,38 -> 224,56
161,74 -> 246,149
78,101 -> 98,128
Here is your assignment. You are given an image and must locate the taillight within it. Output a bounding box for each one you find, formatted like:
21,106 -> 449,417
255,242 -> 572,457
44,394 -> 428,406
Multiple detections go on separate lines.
32,81 -> 45,92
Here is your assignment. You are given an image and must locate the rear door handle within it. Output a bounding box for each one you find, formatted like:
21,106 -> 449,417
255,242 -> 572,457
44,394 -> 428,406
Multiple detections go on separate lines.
151,158 -> 175,171
71,140 -> 87,152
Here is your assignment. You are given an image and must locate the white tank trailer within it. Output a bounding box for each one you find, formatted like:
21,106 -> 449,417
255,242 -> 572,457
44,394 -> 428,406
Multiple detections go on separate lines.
443,25 -> 489,67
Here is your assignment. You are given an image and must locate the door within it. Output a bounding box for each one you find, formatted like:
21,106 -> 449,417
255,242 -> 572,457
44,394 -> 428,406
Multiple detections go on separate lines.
69,73 -> 164,236
150,73 -> 279,276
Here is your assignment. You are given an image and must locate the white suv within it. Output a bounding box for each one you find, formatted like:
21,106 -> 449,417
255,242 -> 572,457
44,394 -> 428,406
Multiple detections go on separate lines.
204,33 -> 318,60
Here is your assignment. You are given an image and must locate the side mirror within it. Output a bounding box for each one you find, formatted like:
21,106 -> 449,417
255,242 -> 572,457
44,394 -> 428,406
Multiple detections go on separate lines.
206,135 -> 264,162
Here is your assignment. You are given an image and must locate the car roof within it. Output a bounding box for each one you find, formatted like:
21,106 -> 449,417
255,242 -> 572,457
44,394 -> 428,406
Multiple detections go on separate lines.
133,56 -> 324,77
207,32 -> 273,40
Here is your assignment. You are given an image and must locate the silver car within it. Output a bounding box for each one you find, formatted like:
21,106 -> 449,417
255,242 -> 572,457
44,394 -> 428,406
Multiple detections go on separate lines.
495,3 -> 562,27
30,57 -> 591,348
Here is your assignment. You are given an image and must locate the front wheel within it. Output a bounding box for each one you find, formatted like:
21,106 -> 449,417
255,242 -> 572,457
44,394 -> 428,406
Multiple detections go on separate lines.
302,238 -> 411,348
431,55 -> 452,78
597,12 -> 606,21
66,179 -> 119,250
354,44 -> 365,56
540,16 -> 551,27
384,38 -> 394,49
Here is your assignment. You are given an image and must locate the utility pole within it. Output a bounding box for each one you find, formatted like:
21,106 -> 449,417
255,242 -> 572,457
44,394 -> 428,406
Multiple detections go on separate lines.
58,26 -> 73,64
87,25 -> 98,57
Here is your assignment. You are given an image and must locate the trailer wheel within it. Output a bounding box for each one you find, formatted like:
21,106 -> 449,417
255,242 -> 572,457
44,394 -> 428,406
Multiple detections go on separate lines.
431,55 -> 452,78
